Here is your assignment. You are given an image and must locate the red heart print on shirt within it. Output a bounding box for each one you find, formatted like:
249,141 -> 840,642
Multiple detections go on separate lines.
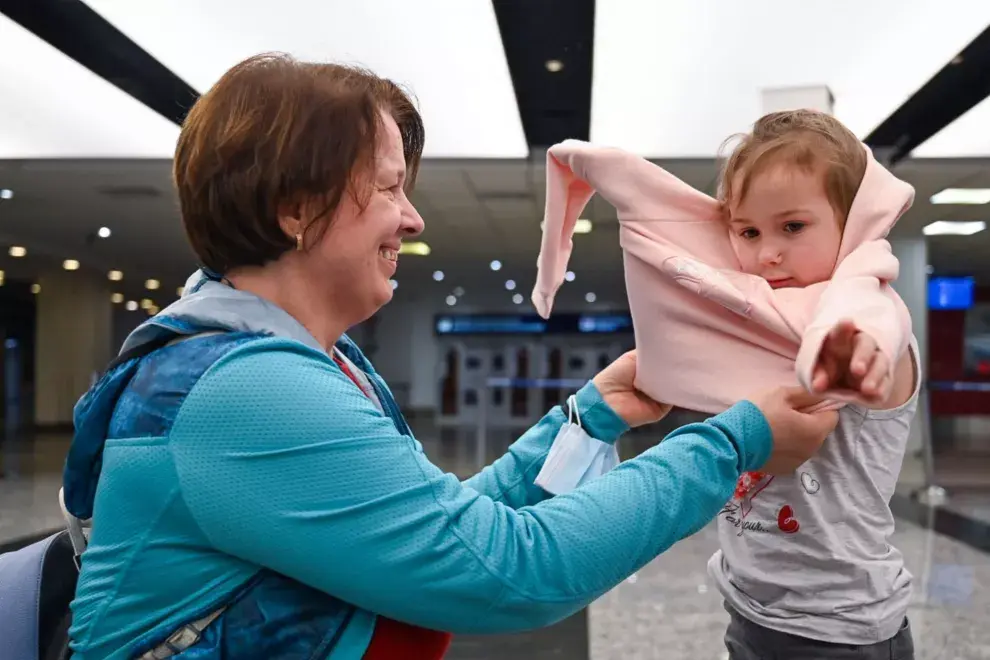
777,505 -> 800,534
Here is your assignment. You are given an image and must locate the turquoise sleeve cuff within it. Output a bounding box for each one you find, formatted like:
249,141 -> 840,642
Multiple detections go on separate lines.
712,401 -> 773,472
573,381 -> 630,444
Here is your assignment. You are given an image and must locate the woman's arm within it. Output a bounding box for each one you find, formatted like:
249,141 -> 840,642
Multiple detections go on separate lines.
460,380 -> 626,508
169,339 -> 771,635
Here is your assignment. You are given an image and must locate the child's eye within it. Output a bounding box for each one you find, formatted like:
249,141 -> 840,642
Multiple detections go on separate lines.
784,222 -> 806,233
740,228 -> 760,240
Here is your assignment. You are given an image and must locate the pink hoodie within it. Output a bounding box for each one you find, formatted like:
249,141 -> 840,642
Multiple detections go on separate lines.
531,140 -> 915,414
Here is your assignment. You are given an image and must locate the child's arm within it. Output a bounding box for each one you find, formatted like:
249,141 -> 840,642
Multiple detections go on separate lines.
795,240 -> 912,405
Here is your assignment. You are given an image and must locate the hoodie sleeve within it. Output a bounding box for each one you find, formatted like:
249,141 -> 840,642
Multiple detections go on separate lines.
168,338 -> 773,634
532,140 -> 718,319
794,239 -> 912,401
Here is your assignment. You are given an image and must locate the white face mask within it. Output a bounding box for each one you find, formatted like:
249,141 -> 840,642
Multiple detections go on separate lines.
534,394 -> 621,495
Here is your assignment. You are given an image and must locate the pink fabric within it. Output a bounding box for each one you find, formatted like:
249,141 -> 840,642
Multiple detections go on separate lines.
531,140 -> 915,414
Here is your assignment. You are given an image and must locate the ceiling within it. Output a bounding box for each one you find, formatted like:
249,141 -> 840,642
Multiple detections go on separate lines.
0,1 -> 988,313
0,155 -> 987,313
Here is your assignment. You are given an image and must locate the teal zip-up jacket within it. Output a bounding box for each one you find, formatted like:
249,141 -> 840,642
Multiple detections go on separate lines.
63,270 -> 773,659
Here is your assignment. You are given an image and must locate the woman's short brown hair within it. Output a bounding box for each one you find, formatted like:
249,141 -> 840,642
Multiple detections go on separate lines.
717,109 -> 866,226
174,52 -> 425,274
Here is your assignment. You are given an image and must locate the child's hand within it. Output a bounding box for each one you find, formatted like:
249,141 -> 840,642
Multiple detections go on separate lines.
811,320 -> 891,403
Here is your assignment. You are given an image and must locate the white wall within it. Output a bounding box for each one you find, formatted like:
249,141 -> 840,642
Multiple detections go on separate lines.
34,270 -> 112,425
889,237 -> 929,490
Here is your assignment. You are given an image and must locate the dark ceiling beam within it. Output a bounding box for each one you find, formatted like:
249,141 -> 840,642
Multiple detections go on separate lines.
0,0 -> 198,126
492,0 -> 595,149
865,24 -> 990,165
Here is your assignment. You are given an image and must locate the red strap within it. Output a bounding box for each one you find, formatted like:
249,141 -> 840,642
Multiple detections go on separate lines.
333,354 -> 368,397
363,617 -> 453,660
334,353 -> 455,658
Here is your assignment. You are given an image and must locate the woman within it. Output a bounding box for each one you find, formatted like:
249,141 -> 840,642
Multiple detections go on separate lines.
62,53 -> 838,659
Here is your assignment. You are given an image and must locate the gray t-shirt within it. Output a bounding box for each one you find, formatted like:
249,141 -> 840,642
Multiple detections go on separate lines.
708,338 -> 920,645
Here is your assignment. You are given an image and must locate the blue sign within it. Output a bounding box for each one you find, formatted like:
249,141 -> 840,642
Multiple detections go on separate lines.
434,312 -> 633,336
928,276 -> 974,310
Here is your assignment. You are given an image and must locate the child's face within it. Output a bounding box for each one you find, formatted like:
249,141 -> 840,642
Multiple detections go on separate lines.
727,165 -> 842,289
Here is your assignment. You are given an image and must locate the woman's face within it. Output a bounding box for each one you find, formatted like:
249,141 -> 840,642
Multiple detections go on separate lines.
304,112 -> 424,322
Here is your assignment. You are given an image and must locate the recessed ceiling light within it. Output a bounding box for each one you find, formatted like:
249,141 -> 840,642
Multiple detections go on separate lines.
453,286 -> 465,297
512,293 -> 523,305
433,270 -> 445,282
390,279 -> 398,290
145,279 -> 160,290
0,189 -> 12,200
490,260 -> 502,271
540,218 -> 592,234
97,227 -> 111,238
147,305 -> 160,316
125,300 -> 138,311
176,286 -> 184,296
140,298 -> 154,309
923,220 -> 986,236
63,259 -> 80,271
930,188 -> 990,205
111,293 -> 124,304
108,270 -> 123,281
30,283 -> 40,294
585,292 -> 597,303
545,59 -> 564,73
9,246 -> 26,258
445,295 -> 457,306
505,279 -> 516,291
564,271 -> 576,282
399,241 -> 431,256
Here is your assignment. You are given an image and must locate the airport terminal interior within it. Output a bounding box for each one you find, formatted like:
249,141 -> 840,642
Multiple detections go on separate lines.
2,1 -> 990,658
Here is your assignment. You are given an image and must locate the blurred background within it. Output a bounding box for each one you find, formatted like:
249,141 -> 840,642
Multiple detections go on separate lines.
1,1 -> 989,657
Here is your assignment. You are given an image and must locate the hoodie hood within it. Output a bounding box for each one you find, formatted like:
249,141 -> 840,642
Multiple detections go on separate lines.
120,269 -> 326,356
64,269 -> 368,520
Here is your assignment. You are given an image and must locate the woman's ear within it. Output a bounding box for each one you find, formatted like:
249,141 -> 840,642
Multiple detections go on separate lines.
277,200 -> 304,243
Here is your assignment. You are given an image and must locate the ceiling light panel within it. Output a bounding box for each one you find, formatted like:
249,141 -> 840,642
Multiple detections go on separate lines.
81,0 -> 527,158
590,0 -> 990,157
0,14 -> 180,158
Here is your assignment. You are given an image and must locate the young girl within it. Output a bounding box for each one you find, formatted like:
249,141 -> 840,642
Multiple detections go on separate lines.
529,108 -> 919,659
708,109 -> 918,660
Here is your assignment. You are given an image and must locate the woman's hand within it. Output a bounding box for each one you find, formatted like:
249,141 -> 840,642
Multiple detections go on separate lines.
750,386 -> 839,474
593,351 -> 672,427
811,319 -> 891,404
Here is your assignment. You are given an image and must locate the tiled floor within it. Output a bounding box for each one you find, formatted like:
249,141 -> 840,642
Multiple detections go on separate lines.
588,517 -> 990,660
4,428 -> 990,659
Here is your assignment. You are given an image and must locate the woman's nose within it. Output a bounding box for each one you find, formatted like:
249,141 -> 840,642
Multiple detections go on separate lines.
400,197 -> 425,236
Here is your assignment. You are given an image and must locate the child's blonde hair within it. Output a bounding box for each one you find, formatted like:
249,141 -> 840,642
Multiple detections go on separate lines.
717,109 -> 867,227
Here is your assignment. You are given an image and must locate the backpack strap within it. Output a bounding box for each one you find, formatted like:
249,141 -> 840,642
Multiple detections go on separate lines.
104,331 -> 187,375
58,488 -> 88,571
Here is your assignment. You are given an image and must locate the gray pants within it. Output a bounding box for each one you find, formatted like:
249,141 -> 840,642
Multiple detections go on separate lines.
724,604 -> 915,660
